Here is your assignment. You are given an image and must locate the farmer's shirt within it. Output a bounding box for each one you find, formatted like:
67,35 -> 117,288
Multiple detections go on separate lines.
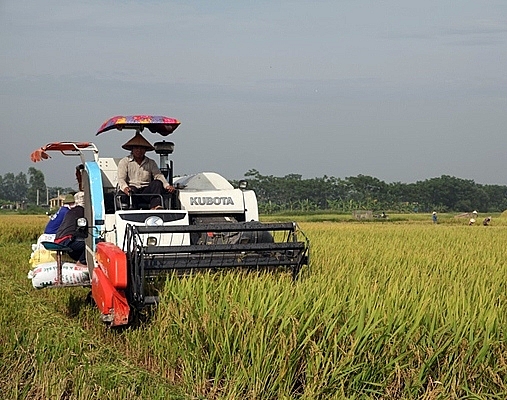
44,205 -> 71,234
117,155 -> 169,192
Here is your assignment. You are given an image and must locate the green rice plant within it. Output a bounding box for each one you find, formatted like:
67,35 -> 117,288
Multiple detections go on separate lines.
3,215 -> 507,398
131,222 -> 504,398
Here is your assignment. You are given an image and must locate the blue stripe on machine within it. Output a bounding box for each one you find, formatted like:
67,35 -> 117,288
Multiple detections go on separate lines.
85,161 -> 104,252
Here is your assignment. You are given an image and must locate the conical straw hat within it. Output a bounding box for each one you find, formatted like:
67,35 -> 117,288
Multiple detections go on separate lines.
63,194 -> 75,204
122,132 -> 155,151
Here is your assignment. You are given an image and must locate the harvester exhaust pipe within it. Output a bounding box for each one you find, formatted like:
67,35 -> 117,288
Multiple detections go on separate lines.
154,141 -> 175,184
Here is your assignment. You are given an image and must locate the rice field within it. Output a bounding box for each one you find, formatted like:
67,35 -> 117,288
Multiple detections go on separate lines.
1,214 -> 507,399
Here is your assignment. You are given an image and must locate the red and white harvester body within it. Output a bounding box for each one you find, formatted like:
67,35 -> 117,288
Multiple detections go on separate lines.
30,116 -> 309,327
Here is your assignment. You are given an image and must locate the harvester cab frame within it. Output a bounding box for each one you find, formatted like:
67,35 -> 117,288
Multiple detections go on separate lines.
30,115 -> 309,327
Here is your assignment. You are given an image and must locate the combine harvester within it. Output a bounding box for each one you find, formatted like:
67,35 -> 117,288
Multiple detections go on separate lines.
29,115 -> 309,327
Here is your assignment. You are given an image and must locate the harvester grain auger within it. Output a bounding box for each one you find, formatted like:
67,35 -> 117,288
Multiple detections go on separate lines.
29,115 -> 309,327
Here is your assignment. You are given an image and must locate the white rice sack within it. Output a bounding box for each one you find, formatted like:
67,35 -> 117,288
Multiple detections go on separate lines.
36,233 -> 56,246
28,262 -> 90,289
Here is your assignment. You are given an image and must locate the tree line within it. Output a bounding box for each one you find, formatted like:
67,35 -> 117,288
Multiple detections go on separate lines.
0,168 -> 73,207
232,170 -> 507,214
1,167 -> 506,213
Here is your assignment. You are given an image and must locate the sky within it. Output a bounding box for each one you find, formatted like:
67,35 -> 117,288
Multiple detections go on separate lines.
1,0 -> 506,189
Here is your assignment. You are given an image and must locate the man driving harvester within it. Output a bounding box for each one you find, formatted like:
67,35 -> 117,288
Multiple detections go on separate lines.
117,132 -> 175,210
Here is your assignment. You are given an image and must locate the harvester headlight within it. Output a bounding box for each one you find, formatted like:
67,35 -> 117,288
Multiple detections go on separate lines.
146,236 -> 158,247
145,216 -> 163,226
77,217 -> 88,228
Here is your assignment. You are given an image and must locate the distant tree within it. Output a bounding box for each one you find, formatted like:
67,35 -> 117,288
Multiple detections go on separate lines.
345,175 -> 388,209
415,175 -> 489,212
3,166 -> 505,213
0,172 -> 28,202
14,172 -> 28,202
1,173 -> 16,201
27,167 -> 47,205
481,184 -> 507,212
243,171 -> 507,213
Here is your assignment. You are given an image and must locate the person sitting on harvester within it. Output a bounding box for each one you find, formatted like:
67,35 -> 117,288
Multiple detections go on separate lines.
54,191 -> 87,266
117,132 -> 175,210
44,193 -> 75,235
44,165 -> 85,236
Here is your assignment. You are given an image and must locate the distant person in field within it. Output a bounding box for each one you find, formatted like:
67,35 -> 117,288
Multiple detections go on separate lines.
117,132 -> 175,210
432,211 -> 437,224
483,217 -> 491,226
469,210 -> 479,226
